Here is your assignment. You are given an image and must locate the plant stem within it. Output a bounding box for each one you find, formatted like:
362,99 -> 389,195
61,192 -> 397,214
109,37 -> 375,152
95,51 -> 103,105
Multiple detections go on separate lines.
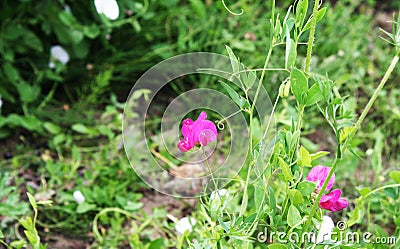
301,54 -> 399,239
305,0 -> 320,74
361,183 -> 400,199
342,54 -> 399,152
202,147 -> 217,190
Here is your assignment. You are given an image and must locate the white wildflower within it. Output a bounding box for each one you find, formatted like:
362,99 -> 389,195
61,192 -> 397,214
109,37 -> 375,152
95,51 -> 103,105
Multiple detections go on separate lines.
175,217 -> 196,235
49,45 -> 70,68
316,216 -> 335,243
210,189 -> 228,201
94,0 -> 119,20
73,190 -> 85,204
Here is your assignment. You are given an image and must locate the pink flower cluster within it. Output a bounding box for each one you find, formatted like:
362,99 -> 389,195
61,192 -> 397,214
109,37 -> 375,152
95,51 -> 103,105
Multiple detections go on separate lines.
307,165 -> 348,212
177,111 -> 218,152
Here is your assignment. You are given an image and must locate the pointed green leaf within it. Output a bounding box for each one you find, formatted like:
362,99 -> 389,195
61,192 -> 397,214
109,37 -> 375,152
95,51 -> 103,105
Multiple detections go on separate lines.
290,68 -> 308,104
225,46 -> 239,74
302,7 -> 327,31
389,171 -> 400,184
221,82 -> 243,107
278,157 -> 293,182
310,151 -> 330,161
297,181 -> 316,196
288,189 -> 304,204
299,146 -> 311,167
287,205 -> 302,227
305,83 -> 323,106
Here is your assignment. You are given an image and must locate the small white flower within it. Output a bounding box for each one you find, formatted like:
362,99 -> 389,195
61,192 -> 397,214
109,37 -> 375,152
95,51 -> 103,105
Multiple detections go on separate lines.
316,216 -> 335,243
94,0 -> 119,20
64,5 -> 72,13
73,190 -> 85,204
210,189 -> 228,201
49,45 -> 70,68
0,95 -> 3,110
175,217 -> 196,235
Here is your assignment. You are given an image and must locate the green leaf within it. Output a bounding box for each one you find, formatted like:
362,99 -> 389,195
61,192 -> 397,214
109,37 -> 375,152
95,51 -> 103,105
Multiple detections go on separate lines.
19,216 -> 34,231
285,25 -> 297,68
43,122 -> 62,134
10,240 -> 27,249
221,82 -> 243,107
278,157 -> 293,182
16,82 -> 40,104
83,25 -> 100,39
268,186 -> 276,214
339,126 -> 356,143
290,68 -> 308,104
357,187 -> 371,198
295,0 -> 308,29
225,46 -> 239,74
27,192 -> 37,211
72,123 -> 90,134
245,70 -> 257,89
302,7 -> 327,31
3,63 -> 21,83
347,204 -> 364,227
58,11 -> 78,26
218,218 -> 230,233
189,0 -> 207,19
310,151 -> 330,161
254,180 -> 265,210
53,134 -> 66,145
244,213 -> 257,224
288,189 -> 303,204
76,202 -> 96,214
287,205 -> 302,227
297,181 -> 316,196
23,30 -> 43,52
299,146 -> 311,167
389,171 -> 400,184
3,114 -> 43,132
384,187 -> 398,199
148,238 -> 164,249
305,83 -> 323,106
24,230 -> 38,244
0,229 -> 3,238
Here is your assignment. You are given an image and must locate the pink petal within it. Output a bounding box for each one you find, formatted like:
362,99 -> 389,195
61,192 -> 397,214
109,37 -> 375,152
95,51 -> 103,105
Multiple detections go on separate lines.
182,119 -> 193,137
319,189 -> 348,212
198,111 -> 207,120
306,165 -> 335,192
177,138 -> 192,152
199,129 -> 217,146
193,120 -> 217,145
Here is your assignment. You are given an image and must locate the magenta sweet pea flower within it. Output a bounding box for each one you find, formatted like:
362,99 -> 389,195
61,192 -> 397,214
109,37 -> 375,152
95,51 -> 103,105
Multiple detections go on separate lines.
306,165 -> 348,212
177,111 -> 218,152
306,165 -> 336,192
319,189 -> 349,212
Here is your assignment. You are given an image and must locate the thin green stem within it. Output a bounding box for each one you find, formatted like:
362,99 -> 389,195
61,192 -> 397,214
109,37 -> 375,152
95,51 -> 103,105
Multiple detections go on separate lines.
342,54 -> 399,153
361,183 -> 400,199
202,147 -> 217,190
305,0 -> 320,74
